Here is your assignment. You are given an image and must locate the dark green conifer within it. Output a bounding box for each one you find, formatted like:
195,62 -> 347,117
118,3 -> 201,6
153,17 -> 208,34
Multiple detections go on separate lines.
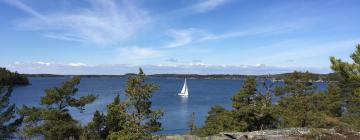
105,95 -> 126,134
231,77 -> 258,131
107,68 -> 163,139
85,110 -> 107,140
20,76 -> 96,139
231,77 -> 276,131
195,105 -> 234,137
275,71 -> 325,127
330,44 -> 360,129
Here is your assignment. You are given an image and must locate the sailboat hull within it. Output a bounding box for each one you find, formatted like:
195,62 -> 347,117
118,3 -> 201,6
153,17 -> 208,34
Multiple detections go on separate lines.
178,93 -> 188,96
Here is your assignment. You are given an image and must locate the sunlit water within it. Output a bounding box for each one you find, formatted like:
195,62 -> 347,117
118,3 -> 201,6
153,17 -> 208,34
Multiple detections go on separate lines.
10,77 -> 327,134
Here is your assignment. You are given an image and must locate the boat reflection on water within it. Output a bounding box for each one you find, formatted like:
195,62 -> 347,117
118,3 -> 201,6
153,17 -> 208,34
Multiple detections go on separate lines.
180,95 -> 188,103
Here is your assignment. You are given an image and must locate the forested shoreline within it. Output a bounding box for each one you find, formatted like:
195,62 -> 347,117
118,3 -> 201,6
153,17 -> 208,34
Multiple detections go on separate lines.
0,68 -> 29,86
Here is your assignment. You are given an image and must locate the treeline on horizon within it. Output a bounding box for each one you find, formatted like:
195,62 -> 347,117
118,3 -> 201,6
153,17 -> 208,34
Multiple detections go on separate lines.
24,72 -> 340,82
1,44 -> 360,139
151,72 -> 340,81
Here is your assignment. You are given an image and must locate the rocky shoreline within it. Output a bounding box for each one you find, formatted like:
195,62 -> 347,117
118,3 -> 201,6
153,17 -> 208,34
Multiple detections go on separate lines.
154,128 -> 360,140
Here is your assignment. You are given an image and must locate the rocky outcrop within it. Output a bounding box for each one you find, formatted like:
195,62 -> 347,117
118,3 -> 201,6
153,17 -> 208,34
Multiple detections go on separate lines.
154,128 -> 360,140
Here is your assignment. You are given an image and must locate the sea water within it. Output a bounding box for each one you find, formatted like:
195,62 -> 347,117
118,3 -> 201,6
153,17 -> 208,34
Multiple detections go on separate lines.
10,77 -> 327,134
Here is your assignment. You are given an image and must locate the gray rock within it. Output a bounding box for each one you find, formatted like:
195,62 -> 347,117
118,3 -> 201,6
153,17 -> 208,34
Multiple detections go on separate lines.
154,128 -> 360,140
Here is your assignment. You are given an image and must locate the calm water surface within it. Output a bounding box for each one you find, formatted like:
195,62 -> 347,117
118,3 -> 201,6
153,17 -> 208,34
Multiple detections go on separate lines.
10,77 -> 327,134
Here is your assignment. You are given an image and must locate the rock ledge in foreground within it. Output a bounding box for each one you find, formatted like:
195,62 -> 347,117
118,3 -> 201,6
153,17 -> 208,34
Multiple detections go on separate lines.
154,128 -> 360,140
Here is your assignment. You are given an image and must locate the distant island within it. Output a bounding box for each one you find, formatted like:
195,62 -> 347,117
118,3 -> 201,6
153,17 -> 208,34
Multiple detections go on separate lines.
0,67 -> 29,86
24,72 -> 340,82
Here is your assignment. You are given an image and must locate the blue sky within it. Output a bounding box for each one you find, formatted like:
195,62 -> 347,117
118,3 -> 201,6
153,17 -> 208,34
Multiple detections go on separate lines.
0,0 -> 359,74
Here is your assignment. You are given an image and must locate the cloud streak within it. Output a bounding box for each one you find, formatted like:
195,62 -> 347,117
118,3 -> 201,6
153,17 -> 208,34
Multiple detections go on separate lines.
118,46 -> 161,60
3,0 -> 46,20
191,0 -> 230,13
163,23 -> 301,48
6,0 -> 151,45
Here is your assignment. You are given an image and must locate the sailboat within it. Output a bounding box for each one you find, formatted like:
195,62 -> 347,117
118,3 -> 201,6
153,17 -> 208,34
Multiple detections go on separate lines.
178,78 -> 189,96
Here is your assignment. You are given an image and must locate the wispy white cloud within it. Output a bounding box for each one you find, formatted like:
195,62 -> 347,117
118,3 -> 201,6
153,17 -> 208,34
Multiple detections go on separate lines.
191,0 -> 230,13
3,0 -> 46,20
6,0 -> 151,45
118,46 -> 161,60
16,61 -> 90,67
247,39 -> 359,66
163,23 -> 302,48
35,61 -> 51,66
164,28 -> 201,48
68,63 -> 88,67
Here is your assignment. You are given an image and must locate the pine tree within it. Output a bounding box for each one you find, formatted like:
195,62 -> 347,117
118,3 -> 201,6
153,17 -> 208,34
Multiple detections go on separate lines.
85,110 -> 106,140
105,95 -> 126,134
195,77 -> 277,137
231,77 -> 258,131
108,68 -> 163,139
231,77 -> 276,131
330,44 -> 360,129
310,84 -> 342,127
19,76 -> 96,139
256,79 -> 277,130
275,71 -> 325,128
194,106 -> 234,137
0,85 -> 22,138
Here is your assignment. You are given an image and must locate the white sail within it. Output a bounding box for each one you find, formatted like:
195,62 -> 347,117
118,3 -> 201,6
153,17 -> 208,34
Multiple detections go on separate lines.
178,79 -> 188,96
181,79 -> 187,93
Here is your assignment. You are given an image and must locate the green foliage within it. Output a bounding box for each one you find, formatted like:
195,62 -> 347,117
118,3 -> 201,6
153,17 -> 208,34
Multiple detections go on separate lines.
330,44 -> 360,129
231,77 -> 276,131
19,76 -> 96,139
195,77 -> 277,136
0,85 -> 23,138
194,106 -> 234,137
106,68 -> 163,139
311,84 -> 342,127
83,95 -> 127,139
312,84 -> 342,117
256,79 -> 278,130
83,110 -> 107,140
20,107 -> 81,139
231,77 -> 258,131
105,95 -> 126,134
275,71 -> 321,127
0,67 -> 29,86
275,71 -> 342,128
196,68 -> 350,137
40,76 -> 96,112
